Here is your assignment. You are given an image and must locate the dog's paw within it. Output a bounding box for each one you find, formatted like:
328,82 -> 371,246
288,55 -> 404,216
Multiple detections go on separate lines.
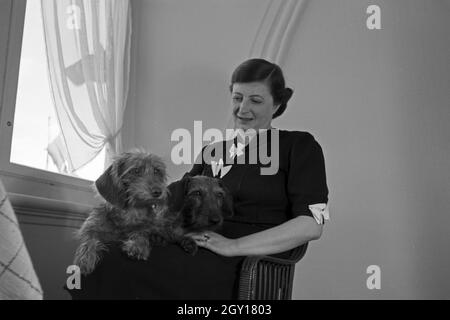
74,255 -> 98,275
74,243 -> 102,275
149,233 -> 168,246
180,237 -> 198,256
122,239 -> 150,260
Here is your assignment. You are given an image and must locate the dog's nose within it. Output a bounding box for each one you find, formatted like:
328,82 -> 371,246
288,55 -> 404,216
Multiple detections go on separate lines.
151,189 -> 162,198
209,215 -> 222,224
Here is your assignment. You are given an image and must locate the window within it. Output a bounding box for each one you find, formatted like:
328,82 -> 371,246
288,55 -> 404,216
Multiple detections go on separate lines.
0,0 -> 100,212
10,0 -> 105,182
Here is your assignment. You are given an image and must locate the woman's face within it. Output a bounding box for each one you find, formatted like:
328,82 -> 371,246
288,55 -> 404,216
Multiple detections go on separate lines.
231,82 -> 280,131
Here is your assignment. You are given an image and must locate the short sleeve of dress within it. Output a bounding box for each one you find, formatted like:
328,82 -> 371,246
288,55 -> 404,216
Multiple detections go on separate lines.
287,133 -> 329,223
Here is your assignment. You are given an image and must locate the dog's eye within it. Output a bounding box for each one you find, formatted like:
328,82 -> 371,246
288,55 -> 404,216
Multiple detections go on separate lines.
191,191 -> 201,197
133,168 -> 142,175
153,168 -> 160,175
215,192 -> 224,199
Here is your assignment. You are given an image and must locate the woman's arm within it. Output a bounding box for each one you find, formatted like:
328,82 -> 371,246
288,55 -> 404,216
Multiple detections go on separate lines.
192,215 -> 322,257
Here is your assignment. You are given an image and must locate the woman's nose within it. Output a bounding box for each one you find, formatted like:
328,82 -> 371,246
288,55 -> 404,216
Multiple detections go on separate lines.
238,99 -> 251,113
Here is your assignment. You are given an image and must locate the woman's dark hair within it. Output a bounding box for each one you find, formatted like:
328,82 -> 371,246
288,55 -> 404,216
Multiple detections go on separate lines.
229,58 -> 293,119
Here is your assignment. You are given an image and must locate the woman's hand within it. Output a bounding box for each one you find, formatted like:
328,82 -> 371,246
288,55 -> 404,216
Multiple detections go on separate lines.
189,232 -> 239,257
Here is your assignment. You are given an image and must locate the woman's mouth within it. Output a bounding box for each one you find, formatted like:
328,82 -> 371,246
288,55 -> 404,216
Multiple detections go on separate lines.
236,115 -> 253,122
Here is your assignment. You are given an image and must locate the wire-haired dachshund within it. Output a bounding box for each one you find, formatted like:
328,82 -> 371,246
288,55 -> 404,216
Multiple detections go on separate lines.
74,151 -> 233,275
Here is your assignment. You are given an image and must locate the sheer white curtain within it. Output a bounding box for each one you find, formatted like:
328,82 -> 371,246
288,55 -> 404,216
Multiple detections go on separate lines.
41,0 -> 132,171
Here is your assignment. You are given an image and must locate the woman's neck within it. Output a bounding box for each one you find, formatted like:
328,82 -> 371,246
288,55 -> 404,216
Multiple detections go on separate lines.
235,126 -> 273,145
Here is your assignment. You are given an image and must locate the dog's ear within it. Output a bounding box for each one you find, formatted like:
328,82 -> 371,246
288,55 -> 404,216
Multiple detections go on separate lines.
168,175 -> 191,212
95,162 -> 127,208
217,179 -> 234,217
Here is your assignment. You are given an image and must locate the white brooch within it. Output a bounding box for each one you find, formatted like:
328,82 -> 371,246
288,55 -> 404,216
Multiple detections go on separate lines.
211,159 -> 232,178
210,142 -> 245,179
229,142 -> 245,159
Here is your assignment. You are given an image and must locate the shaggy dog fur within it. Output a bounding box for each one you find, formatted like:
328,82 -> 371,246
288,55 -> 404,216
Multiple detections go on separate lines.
74,151 -> 233,275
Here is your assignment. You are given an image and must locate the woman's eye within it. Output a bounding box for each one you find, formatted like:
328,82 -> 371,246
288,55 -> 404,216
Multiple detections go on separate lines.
251,99 -> 262,104
232,96 -> 242,102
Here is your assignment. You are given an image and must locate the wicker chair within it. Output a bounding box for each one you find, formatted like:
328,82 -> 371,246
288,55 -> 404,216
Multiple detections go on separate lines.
238,243 -> 308,300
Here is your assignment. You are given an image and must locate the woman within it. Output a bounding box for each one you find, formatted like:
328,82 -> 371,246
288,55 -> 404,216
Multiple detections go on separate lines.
69,58 -> 328,300
188,58 -> 328,257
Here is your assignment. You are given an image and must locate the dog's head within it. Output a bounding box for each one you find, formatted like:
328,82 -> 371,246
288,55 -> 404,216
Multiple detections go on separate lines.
168,175 -> 234,232
95,151 -> 168,211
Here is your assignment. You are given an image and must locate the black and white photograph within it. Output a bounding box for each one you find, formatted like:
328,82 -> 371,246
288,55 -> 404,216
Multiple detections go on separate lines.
0,0 -> 449,303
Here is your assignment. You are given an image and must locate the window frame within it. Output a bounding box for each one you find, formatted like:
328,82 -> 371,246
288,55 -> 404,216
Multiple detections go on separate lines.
0,0 -> 98,215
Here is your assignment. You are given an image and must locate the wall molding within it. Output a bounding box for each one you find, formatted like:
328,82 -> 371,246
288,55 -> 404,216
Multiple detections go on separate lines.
10,192 -> 89,229
15,210 -> 84,230
0,168 -> 94,193
249,0 -> 308,66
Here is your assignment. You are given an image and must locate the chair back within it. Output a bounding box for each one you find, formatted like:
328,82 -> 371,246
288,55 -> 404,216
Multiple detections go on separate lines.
239,243 -> 309,300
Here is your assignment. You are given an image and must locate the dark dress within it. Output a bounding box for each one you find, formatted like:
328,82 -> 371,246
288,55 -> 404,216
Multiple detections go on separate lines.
67,129 -> 328,300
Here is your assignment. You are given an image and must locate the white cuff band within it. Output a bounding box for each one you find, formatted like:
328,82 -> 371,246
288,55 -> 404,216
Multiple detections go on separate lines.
308,203 -> 330,225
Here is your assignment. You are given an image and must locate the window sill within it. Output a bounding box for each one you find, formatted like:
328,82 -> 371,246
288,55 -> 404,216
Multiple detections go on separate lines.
0,167 -> 99,229
0,165 -> 100,208
9,192 -> 91,217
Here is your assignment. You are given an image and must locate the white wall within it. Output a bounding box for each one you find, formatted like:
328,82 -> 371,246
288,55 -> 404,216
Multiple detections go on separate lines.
126,0 -> 271,180
285,0 -> 450,300
127,0 -> 450,299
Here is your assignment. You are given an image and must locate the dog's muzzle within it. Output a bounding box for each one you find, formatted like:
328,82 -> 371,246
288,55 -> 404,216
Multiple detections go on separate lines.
148,197 -> 167,215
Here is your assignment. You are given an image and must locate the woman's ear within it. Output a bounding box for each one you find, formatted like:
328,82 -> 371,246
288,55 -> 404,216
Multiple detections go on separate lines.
272,104 -> 281,116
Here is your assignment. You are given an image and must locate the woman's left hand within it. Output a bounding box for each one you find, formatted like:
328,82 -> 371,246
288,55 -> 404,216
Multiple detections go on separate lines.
189,232 -> 238,257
